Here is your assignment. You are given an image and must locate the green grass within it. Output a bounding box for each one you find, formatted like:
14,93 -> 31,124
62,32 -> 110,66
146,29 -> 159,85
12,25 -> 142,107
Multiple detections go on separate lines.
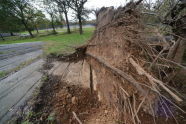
0,27 -> 95,55
21,28 -> 67,35
0,71 -> 7,78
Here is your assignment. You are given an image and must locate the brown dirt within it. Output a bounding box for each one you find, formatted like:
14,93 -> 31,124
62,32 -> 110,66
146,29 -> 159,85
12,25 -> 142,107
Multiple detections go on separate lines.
28,75 -> 100,124
10,57 -> 185,124
36,62 -> 184,124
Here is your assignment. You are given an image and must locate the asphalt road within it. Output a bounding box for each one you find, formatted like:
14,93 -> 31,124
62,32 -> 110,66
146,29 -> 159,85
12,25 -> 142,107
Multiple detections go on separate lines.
0,42 -> 44,123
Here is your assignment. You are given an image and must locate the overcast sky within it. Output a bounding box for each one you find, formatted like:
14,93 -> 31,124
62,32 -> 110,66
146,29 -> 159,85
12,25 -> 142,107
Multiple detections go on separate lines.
68,0 -> 129,21
40,0 -> 156,21
85,0 -> 128,8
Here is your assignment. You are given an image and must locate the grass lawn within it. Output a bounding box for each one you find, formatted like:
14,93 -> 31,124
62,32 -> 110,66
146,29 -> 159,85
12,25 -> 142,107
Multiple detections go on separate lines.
0,28 -> 95,55
21,28 -> 67,35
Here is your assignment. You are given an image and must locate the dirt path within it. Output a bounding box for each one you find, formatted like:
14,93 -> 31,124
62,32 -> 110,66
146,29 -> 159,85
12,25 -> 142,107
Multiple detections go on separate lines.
0,42 -> 44,123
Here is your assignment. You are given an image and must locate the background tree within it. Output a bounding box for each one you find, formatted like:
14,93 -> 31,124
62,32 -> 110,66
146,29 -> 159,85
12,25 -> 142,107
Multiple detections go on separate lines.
54,0 -> 71,34
68,0 -> 88,34
4,0 -> 39,37
31,10 -> 46,34
43,0 -> 58,34
0,0 -> 24,39
57,7 -> 65,28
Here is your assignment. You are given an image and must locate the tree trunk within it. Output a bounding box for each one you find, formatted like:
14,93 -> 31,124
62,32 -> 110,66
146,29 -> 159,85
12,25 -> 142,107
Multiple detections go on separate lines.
10,32 -> 13,36
0,33 -> 4,41
59,12 -> 64,28
22,20 -> 34,37
35,25 -> 39,34
27,28 -> 34,37
64,11 -> 71,34
78,14 -> 83,35
51,18 -> 56,34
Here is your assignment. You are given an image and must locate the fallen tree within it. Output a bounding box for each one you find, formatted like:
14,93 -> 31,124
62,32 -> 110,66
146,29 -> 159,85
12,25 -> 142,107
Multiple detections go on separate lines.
57,0 -> 185,123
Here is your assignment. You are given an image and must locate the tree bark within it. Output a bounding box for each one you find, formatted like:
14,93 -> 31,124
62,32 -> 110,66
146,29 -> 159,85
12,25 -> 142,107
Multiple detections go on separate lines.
78,14 -> 83,34
64,11 -> 71,34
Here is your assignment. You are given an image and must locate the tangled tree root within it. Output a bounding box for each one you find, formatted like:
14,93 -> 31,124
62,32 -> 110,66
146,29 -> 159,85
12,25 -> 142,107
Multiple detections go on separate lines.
57,1 -> 185,123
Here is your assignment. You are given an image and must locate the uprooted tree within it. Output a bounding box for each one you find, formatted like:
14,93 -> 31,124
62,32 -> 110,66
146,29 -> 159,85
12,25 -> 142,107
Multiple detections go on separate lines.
58,0 -> 186,123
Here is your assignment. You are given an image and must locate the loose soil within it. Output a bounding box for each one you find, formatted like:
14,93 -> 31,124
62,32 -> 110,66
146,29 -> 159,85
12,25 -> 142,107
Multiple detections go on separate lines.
13,72 -> 117,124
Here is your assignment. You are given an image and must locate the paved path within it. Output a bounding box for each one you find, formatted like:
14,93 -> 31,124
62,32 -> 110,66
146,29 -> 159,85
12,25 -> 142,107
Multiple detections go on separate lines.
0,50 -> 42,72
0,42 -> 44,123
0,42 -> 43,60
0,42 -> 43,80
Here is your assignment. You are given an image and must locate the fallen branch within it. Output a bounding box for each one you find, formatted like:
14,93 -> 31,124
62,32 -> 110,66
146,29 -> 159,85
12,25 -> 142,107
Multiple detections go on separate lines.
86,52 -> 147,96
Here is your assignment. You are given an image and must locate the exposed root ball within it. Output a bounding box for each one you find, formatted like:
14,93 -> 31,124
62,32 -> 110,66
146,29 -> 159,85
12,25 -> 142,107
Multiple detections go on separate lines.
83,3 -> 183,124
57,1 -> 184,124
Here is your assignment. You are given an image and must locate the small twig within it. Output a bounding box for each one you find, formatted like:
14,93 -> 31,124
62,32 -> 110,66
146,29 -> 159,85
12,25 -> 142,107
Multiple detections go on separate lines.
133,94 -> 141,123
160,97 -> 179,124
127,99 -> 137,124
72,111 -> 83,124
149,101 -> 157,124
149,48 -> 166,70
120,86 -> 129,97
136,91 -> 149,114
159,98 -> 169,121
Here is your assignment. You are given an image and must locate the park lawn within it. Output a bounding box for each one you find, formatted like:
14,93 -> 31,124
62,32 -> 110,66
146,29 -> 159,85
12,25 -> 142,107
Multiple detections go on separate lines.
0,27 -> 95,55
21,28 -> 67,35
